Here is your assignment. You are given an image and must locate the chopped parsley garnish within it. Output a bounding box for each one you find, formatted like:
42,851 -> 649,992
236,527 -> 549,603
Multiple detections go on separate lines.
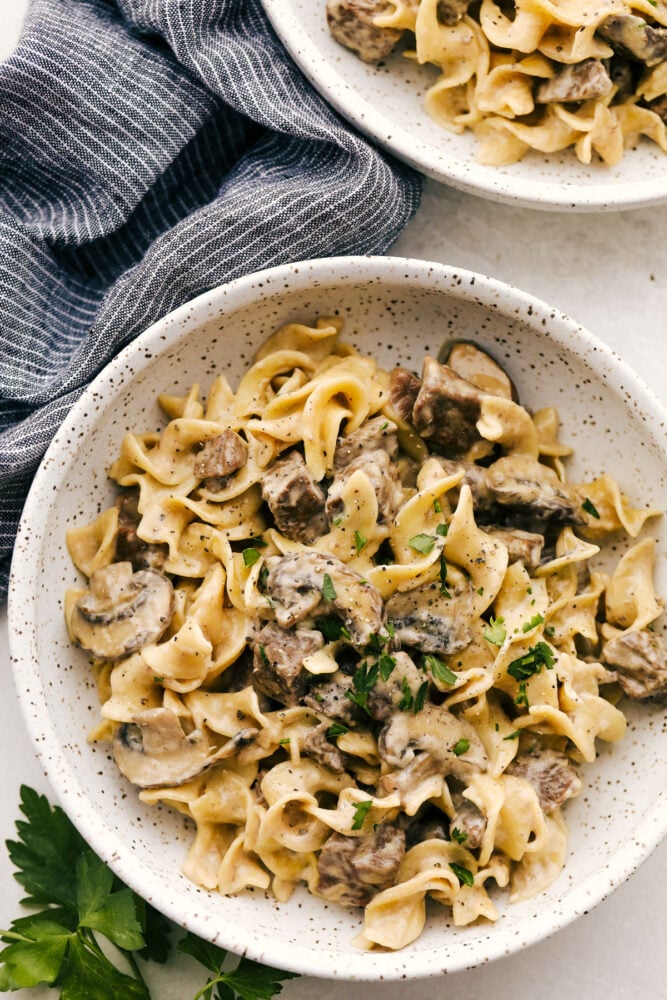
345,661 -> 379,713
314,615 -> 351,641
351,800 -> 373,831
450,827 -> 468,845
433,498 -> 442,513
378,652 -> 396,681
379,421 -> 389,430
242,546 -> 262,567
503,730 -> 521,741
258,644 -> 270,666
439,555 -> 451,598
423,654 -> 457,686
354,529 -> 367,554
522,612 -> 544,633
515,680 -> 530,709
582,497 -> 601,519
258,564 -> 269,590
397,677 -> 414,711
413,680 -> 429,713
322,572 -> 337,601
278,737 -> 291,745
544,624 -> 556,638
326,721 -> 349,740
449,862 -> 475,887
484,616 -> 506,647
332,515 -> 344,526
507,641 -> 555,680
409,533 -> 436,555
452,738 -> 470,756
436,523 -> 448,536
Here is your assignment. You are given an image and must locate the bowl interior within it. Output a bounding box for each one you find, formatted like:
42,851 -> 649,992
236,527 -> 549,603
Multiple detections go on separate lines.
261,0 -> 667,211
9,258 -> 667,980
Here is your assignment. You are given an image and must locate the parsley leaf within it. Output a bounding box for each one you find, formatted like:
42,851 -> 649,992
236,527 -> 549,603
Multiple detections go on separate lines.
345,661 -> 379,713
377,652 -> 396,681
449,863 -> 475,887
351,801 -> 373,831
314,615 -> 351,641
507,641 -> 555,680
178,933 -> 298,1000
242,547 -> 262,567
422,654 -> 456,686
321,573 -> 337,602
354,530 -> 367,554
439,556 -> 451,598
452,738 -> 470,756
484,616 -> 506,647
326,722 -> 349,740
409,533 -> 436,555
522,613 -> 544,633
450,828 -> 467,845
413,680 -> 429,713
582,497 -> 601,519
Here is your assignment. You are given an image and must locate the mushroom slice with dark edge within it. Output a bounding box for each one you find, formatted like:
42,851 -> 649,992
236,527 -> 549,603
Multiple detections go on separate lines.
316,824 -> 406,906
69,561 -> 174,661
113,708 -> 259,788
483,525 -> 544,571
411,357 -> 485,455
385,578 -> 475,654
535,59 -> 613,104
440,341 -> 517,400
265,551 -> 383,645
506,749 -> 582,812
326,0 -> 404,64
485,455 -> 586,525
602,629 -> 667,700
597,15 -> 667,67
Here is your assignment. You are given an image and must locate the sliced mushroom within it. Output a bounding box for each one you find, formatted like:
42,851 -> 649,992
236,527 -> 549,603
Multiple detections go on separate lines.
113,707 -> 258,788
385,578 -> 475,654
602,629 -> 667,700
265,551 -> 383,645
483,525 -> 545,571
535,59 -> 613,104
326,0 -> 404,64
597,14 -> 667,67
379,703 -> 487,781
485,455 -> 586,525
69,562 -> 174,661
440,341 -> 516,401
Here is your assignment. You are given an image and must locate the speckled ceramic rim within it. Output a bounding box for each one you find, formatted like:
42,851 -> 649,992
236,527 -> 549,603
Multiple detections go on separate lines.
261,0 -> 667,213
8,256 -> 667,981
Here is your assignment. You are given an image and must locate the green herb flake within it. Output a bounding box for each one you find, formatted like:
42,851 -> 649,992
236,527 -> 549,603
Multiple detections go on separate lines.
413,680 -> 429,713
409,533 -> 436,555
242,546 -> 262,567
433,498 -> 443,513
452,738 -> 470,756
484,616 -> 506,647
451,827 -> 468,845
379,421 -> 389,431
278,737 -> 291,746
397,677 -> 414,711
522,612 -> 544,633
322,572 -> 337,601
439,555 -> 451,598
503,730 -> 521,741
423,654 -> 457,686
345,661 -> 380,715
333,515 -> 344,526
449,862 -> 475,887
314,615 -> 351,641
436,523 -> 449,536
544,624 -> 556,638
351,800 -> 374,831
258,644 -> 270,666
326,721 -> 349,740
515,680 -> 530,709
507,641 -> 555,681
378,652 -> 396,681
354,529 -> 368,555
582,497 -> 601,519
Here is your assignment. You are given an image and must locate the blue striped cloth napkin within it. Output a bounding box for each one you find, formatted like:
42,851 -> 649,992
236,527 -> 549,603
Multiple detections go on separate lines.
0,0 -> 423,600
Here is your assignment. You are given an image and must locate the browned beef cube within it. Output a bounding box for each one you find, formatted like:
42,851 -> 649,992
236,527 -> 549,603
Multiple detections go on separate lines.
194,430 -> 248,480
326,0 -> 403,64
507,749 -> 582,812
316,825 -> 406,906
436,0 -> 470,24
389,366 -> 422,424
261,450 -> 329,543
252,622 -> 323,706
302,722 -> 347,773
412,358 -> 483,454
536,59 -> 612,104
114,489 -> 168,571
602,629 -> 667,700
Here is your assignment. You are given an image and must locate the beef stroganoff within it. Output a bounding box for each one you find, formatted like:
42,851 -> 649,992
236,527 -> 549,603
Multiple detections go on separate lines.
326,0 -> 667,166
65,318 -> 666,950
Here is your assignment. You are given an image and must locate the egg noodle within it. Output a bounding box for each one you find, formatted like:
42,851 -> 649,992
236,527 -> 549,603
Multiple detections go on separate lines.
327,0 -> 667,166
65,318 -> 664,950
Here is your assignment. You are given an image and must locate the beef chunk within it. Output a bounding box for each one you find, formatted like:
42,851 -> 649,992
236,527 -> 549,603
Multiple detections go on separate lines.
326,449 -> 404,524
485,455 -> 586,525
450,798 -> 487,849
647,94 -> 667,124
326,0 -> 403,64
302,722 -> 347,773
598,14 -> 667,67
536,59 -> 613,104
389,366 -> 422,424
483,525 -> 544,571
114,489 -> 168,571
252,622 -> 323,706
412,357 -> 483,455
316,825 -> 406,906
334,415 -> 399,468
385,580 -> 474,654
404,808 -> 449,849
304,670 -> 361,724
602,629 -> 667,700
261,450 -> 328,544
194,430 -> 248,487
506,749 -> 582,813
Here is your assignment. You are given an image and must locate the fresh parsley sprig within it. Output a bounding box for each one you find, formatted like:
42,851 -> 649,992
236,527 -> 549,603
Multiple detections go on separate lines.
1,787 -> 298,1000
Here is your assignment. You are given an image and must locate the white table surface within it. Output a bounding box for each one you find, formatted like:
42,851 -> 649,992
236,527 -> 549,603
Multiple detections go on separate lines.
1,2 -> 666,997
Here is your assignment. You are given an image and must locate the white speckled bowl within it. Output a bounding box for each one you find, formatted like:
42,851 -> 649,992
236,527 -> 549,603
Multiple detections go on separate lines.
261,0 -> 667,212
8,257 -> 667,980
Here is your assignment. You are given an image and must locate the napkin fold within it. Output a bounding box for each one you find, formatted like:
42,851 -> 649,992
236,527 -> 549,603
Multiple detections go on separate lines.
0,0 -> 423,600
